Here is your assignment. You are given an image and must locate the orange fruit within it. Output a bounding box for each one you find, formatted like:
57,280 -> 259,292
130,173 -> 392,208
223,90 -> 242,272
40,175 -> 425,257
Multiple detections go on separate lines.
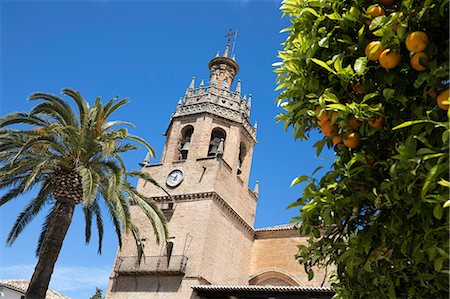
405,31 -> 429,53
332,135 -> 343,145
320,120 -> 336,137
379,49 -> 401,69
315,106 -> 329,122
365,41 -> 385,61
410,52 -> 430,71
348,116 -> 361,129
368,115 -> 385,128
437,89 -> 449,110
367,5 -> 384,19
343,132 -> 361,149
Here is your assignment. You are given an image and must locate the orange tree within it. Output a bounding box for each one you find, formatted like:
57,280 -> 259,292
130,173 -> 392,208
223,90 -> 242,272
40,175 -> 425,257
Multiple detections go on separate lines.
275,0 -> 449,298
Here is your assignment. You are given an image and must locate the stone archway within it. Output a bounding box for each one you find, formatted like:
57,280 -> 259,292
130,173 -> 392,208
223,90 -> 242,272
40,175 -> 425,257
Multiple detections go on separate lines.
249,268 -> 301,286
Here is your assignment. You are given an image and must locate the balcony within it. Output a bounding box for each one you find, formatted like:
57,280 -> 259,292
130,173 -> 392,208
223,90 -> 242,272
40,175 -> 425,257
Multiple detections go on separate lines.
115,255 -> 188,275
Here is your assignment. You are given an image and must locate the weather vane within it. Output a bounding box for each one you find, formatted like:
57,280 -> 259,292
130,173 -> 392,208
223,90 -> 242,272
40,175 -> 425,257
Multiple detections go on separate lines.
224,28 -> 238,55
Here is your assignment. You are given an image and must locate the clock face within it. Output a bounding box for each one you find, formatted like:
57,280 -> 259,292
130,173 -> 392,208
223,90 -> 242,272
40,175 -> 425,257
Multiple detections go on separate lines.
166,169 -> 184,187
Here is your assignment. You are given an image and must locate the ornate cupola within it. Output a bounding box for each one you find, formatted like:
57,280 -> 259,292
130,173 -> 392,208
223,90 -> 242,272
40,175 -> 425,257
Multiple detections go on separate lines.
208,43 -> 239,90
172,45 -> 256,145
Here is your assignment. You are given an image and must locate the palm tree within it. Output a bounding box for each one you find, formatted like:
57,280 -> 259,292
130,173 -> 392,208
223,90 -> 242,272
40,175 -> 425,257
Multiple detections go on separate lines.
0,88 -> 168,299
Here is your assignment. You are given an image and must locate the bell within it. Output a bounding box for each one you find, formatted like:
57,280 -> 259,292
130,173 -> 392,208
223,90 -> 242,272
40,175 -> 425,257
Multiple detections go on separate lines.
180,138 -> 190,160
208,144 -> 218,156
181,141 -> 190,152
208,137 -> 221,156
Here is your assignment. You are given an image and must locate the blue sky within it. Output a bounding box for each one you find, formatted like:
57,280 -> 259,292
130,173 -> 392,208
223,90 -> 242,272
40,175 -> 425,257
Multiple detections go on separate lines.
0,1 -> 334,298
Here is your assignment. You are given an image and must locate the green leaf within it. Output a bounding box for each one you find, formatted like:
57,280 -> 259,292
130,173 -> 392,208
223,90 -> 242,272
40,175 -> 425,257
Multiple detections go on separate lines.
388,283 -> 396,299
314,139 -> 327,157
392,120 -> 428,130
300,7 -> 319,17
354,57 -> 368,75
307,269 -> 314,280
382,88 -> 395,100
311,58 -> 336,74
437,179 -> 450,188
362,92 -> 379,103
291,175 -> 309,187
434,257 -> 444,272
433,204 -> 443,220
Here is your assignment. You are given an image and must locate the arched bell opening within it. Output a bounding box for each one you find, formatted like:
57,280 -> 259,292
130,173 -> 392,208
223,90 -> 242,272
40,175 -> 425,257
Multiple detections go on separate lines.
179,125 -> 194,160
237,143 -> 246,175
208,128 -> 226,157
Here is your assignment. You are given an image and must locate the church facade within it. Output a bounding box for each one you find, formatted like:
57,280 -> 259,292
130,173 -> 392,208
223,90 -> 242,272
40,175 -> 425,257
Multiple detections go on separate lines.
106,44 -> 333,299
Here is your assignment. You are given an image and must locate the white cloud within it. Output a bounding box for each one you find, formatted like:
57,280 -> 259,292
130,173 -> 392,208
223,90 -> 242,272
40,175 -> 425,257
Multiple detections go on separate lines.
0,264 -> 111,293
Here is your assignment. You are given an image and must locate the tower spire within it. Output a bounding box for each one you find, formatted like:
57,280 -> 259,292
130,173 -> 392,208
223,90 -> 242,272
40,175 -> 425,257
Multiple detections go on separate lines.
247,94 -> 252,109
189,77 -> 195,89
236,79 -> 241,94
223,43 -> 230,58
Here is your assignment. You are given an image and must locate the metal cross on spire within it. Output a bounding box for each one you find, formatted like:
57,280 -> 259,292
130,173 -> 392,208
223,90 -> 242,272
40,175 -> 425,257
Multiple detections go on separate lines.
224,28 -> 238,56
224,28 -> 235,42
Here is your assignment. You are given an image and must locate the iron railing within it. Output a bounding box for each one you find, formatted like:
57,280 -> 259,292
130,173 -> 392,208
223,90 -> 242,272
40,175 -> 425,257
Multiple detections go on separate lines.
115,255 -> 188,275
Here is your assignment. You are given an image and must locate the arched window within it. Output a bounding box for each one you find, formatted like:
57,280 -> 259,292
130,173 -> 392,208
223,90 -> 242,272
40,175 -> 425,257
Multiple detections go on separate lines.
237,143 -> 246,175
179,126 -> 194,160
221,79 -> 229,90
208,128 -> 226,157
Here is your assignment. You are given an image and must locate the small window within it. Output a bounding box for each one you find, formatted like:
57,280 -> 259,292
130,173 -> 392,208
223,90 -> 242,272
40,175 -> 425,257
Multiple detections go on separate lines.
221,79 -> 229,90
208,128 -> 226,157
179,126 -> 194,160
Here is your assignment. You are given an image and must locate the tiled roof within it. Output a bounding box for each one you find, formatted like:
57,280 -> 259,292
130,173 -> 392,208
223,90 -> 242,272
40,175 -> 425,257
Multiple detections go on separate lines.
255,223 -> 299,232
0,280 -> 70,299
192,284 -> 334,294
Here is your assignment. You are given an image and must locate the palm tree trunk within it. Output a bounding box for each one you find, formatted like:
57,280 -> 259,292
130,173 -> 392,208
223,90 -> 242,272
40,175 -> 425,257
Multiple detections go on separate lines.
25,201 -> 75,299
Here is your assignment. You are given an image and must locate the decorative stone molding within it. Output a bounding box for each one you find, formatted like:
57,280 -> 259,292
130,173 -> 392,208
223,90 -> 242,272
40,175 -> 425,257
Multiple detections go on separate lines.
174,101 -> 256,141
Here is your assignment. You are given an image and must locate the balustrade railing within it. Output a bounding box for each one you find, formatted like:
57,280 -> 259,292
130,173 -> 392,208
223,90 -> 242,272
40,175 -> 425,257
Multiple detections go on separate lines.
116,255 -> 188,275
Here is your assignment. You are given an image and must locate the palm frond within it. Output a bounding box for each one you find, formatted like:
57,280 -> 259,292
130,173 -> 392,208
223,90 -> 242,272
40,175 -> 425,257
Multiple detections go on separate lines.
113,143 -> 139,154
83,205 -> 92,245
6,182 -> 52,246
128,171 -> 171,197
0,183 -> 27,207
78,165 -> 100,205
22,161 -> 48,192
125,182 -> 168,244
102,121 -> 135,132
91,201 -> 103,254
103,200 -> 123,249
125,134 -> 156,158
0,112 -> 48,128
103,98 -> 129,119
61,88 -> 89,126
29,92 -> 78,126
130,223 -> 145,265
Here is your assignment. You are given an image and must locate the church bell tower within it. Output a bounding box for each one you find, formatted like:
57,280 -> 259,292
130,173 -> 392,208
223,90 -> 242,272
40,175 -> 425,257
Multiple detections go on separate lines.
107,43 -> 258,299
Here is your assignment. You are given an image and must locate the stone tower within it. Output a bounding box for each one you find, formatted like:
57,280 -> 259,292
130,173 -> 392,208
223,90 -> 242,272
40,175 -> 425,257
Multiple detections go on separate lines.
106,44 -> 259,299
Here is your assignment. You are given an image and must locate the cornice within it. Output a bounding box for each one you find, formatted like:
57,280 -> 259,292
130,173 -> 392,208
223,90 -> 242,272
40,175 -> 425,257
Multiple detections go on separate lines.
173,103 -> 256,142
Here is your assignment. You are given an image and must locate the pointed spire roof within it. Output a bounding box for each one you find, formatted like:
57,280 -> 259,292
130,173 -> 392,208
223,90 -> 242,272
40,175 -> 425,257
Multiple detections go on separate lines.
223,43 -> 230,58
247,94 -> 252,109
189,77 -> 195,89
253,181 -> 259,197
236,79 -> 241,93
200,79 -> 205,87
